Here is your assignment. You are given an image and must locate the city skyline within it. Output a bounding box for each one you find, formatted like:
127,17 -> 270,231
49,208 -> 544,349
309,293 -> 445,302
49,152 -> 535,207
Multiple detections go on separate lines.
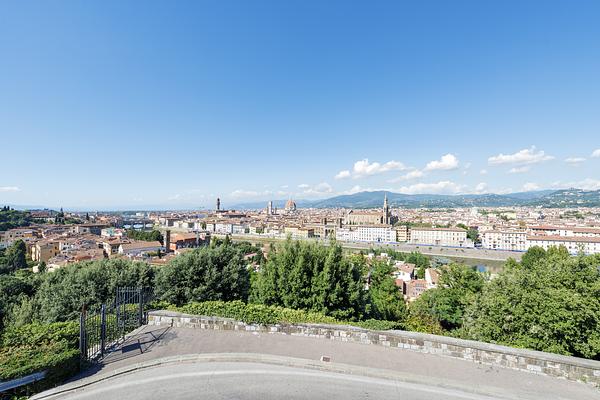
1,1 -> 600,208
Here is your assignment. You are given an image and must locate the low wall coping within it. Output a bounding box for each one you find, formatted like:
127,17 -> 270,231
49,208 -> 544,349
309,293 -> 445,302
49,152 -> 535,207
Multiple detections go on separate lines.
148,310 -> 600,371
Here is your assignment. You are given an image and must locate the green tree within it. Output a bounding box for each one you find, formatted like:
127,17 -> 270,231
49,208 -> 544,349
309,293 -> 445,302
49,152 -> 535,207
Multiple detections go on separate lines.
4,240 -> 27,272
409,264 -> 484,332
463,250 -> 600,359
406,252 -> 429,279
520,246 -> 546,268
126,229 -> 164,244
0,274 -> 35,329
252,238 -> 367,320
10,259 -> 154,325
154,242 -> 250,306
367,260 -> 407,322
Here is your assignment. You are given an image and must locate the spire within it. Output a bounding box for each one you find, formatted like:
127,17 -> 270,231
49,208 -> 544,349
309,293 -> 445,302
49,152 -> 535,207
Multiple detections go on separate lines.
383,194 -> 390,224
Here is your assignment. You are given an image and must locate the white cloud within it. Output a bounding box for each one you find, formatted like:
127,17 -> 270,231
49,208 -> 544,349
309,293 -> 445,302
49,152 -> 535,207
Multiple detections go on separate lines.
230,189 -> 260,198
576,179 -> 600,190
0,186 -> 21,192
553,178 -> 600,191
334,170 -> 351,180
564,157 -> 586,166
342,185 -> 365,195
509,166 -> 530,174
301,182 -> 334,196
336,158 -> 407,179
488,146 -> 554,166
297,183 -> 310,189
280,185 -> 289,189
397,181 -> 463,195
230,189 -> 275,198
496,187 -> 515,195
387,169 -> 424,183
592,149 -> 600,158
167,194 -> 181,201
479,169 -> 488,175
472,182 -> 488,194
522,182 -> 541,192
424,154 -> 460,171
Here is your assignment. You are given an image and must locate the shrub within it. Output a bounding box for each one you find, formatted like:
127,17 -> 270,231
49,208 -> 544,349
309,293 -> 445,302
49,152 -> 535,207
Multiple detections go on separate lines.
167,300 -> 401,330
0,321 -> 80,391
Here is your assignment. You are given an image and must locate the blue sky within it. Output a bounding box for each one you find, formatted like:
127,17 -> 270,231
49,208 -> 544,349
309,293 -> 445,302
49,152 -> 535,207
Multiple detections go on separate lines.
1,1 -> 599,209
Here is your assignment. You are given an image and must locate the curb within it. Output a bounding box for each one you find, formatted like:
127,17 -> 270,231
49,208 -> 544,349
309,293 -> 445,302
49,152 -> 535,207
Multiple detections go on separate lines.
32,353 -> 513,400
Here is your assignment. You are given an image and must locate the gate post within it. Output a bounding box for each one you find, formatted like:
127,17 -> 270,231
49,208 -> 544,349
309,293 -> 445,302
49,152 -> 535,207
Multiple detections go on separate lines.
79,306 -> 87,360
100,304 -> 106,357
138,287 -> 144,326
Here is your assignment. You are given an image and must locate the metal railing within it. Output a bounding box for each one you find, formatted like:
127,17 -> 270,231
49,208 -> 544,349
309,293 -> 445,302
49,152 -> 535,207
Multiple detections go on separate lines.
79,287 -> 153,362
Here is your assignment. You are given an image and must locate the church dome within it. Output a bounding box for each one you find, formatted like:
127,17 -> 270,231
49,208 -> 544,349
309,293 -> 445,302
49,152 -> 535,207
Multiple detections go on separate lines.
285,199 -> 297,211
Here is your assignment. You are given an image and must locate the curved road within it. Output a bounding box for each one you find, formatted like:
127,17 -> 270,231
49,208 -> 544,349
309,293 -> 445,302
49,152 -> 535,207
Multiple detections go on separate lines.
32,326 -> 600,400
37,360 -> 513,400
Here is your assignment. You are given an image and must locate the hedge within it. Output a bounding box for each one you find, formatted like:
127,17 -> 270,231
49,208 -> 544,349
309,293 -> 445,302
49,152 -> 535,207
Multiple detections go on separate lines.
158,300 -> 403,330
0,321 -> 80,391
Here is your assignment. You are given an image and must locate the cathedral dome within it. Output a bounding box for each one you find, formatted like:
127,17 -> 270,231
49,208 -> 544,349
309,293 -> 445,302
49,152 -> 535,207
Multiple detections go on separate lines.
285,199 -> 297,211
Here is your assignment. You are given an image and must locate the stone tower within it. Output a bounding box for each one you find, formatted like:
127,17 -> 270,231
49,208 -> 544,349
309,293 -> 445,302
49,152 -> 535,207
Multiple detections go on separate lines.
383,194 -> 390,225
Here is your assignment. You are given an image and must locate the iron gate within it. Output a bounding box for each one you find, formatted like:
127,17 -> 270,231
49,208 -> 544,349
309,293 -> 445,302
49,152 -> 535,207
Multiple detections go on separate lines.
79,287 -> 153,362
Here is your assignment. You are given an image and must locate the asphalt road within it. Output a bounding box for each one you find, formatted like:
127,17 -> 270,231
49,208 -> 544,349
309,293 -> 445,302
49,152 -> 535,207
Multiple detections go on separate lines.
39,361 -> 510,400
33,327 -> 600,400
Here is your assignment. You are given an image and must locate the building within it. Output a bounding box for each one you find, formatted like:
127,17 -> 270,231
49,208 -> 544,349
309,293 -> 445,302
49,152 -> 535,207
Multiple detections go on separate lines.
31,241 -> 60,263
393,262 -> 415,282
403,279 -> 428,301
284,199 -> 297,213
1,228 -> 38,247
344,195 -> 394,225
395,225 -> 410,242
267,201 -> 274,216
169,232 -> 210,251
425,268 -> 440,289
284,226 -> 314,239
529,225 -> 600,238
410,227 -> 474,248
526,235 -> 600,255
101,227 -> 126,238
118,241 -> 163,257
353,225 -> 396,243
481,230 -> 527,251
71,223 -> 108,236
335,225 -> 396,243
103,239 -> 128,256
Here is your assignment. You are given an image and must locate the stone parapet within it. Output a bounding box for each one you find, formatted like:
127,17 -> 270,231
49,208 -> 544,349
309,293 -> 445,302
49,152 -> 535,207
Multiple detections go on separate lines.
148,310 -> 600,386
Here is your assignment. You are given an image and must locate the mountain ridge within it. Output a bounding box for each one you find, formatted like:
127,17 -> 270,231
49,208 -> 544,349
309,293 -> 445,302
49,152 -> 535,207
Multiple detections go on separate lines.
232,188 -> 600,209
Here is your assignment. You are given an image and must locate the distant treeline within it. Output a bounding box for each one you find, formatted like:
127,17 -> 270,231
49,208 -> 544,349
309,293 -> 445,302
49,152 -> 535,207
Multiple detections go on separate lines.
126,229 -> 163,244
0,207 -> 31,231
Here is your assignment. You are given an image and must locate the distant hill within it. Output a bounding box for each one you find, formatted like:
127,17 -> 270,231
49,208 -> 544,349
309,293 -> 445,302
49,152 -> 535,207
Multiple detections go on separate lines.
232,189 -> 600,209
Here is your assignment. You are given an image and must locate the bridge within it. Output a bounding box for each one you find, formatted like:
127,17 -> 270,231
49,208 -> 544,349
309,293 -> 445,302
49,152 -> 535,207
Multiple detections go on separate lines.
32,311 -> 600,400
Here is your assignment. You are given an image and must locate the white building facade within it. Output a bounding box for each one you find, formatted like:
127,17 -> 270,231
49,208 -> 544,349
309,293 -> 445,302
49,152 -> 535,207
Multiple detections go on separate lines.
526,236 -> 600,255
410,227 -> 474,248
481,230 -> 528,251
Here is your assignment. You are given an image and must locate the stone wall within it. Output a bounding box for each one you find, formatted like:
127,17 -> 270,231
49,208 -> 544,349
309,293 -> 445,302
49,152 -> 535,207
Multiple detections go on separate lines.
148,310 -> 600,386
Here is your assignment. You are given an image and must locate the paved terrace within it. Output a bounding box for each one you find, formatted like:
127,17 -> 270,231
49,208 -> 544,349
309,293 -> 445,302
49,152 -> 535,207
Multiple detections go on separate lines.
34,323 -> 599,400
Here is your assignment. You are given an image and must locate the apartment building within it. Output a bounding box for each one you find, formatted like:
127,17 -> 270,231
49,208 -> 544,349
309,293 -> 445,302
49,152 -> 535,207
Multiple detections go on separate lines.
335,225 -> 396,243
395,225 -> 410,242
481,230 -> 528,251
410,227 -> 473,248
527,235 -> 600,255
31,241 -> 60,263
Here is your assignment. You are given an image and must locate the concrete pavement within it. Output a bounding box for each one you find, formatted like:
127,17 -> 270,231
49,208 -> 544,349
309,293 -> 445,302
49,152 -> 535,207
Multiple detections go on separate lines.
33,325 -> 600,399
35,360 -> 520,400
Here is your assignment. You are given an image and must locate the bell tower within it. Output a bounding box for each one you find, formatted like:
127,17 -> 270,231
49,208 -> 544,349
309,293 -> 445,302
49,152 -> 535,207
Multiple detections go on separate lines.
383,194 -> 390,224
